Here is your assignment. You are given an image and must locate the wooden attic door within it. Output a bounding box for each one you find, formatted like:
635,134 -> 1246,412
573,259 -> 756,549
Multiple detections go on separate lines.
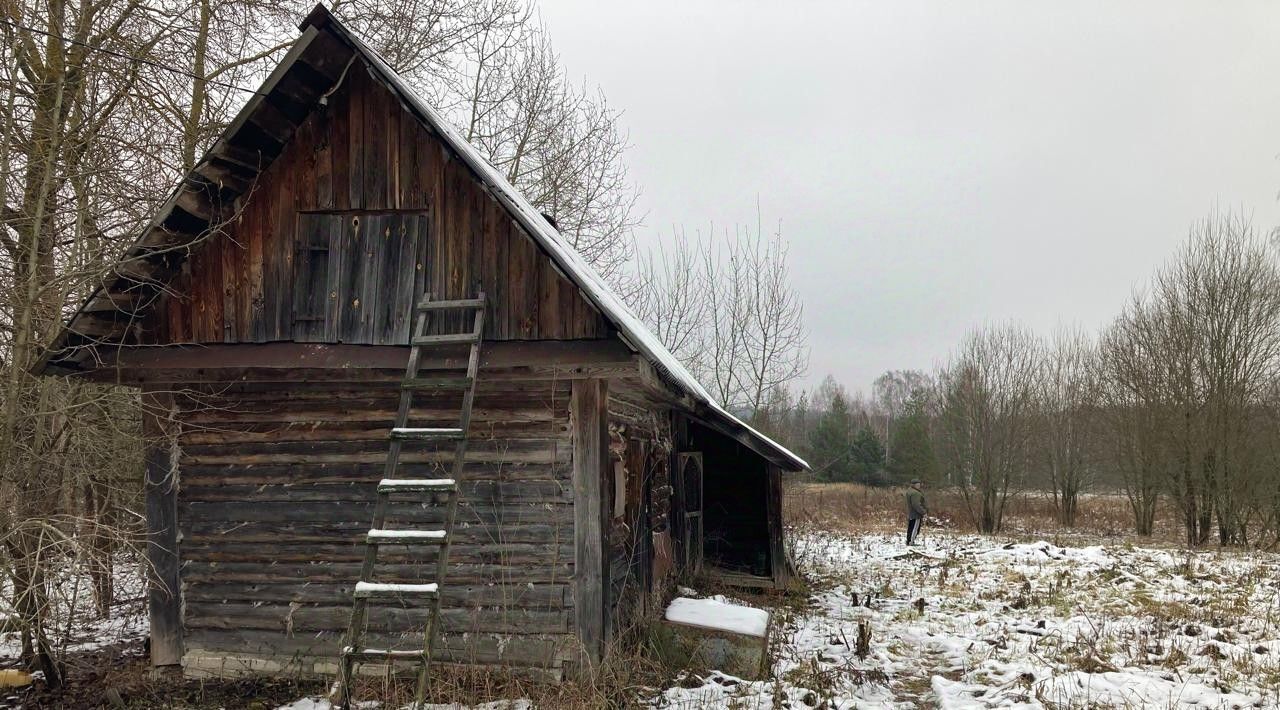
292,211 -> 428,343
676,452 -> 704,574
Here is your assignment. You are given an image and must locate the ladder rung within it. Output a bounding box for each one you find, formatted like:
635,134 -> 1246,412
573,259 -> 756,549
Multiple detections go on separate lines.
377,478 -> 456,493
416,297 -> 486,311
342,646 -> 428,662
353,582 -> 439,599
401,376 -> 473,391
389,427 -> 464,441
411,332 -> 480,346
367,529 -> 448,545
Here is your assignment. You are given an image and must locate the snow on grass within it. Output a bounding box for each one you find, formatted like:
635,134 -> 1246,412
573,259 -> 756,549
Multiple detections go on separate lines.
654,532 -> 1280,708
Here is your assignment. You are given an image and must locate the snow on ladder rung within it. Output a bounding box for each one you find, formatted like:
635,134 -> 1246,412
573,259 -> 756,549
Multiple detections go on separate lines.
377,478 -> 456,493
366,529 -> 448,545
353,581 -> 439,599
389,427 -> 464,441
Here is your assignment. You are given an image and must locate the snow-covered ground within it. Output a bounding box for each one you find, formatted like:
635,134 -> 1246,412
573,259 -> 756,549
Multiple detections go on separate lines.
0,559 -> 148,664
655,532 -> 1280,709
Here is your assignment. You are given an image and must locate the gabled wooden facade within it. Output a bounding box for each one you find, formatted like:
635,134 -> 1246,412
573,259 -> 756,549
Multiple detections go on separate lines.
36,6 -> 806,681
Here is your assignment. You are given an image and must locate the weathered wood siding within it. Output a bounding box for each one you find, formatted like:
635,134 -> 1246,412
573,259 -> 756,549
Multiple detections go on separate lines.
604,389 -> 674,635
149,65 -> 608,346
174,375 -> 580,676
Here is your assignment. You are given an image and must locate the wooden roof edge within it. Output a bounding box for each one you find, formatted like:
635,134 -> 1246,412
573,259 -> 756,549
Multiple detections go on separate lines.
32,19 -> 354,377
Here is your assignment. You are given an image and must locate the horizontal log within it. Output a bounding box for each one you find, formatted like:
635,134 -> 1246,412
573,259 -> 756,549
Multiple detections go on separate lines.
181,561 -> 574,586
182,400 -> 565,419
91,340 -> 633,371
88,363 -> 642,385
180,462 -> 568,485
184,603 -> 571,634
185,629 -> 579,667
180,542 -> 573,565
181,521 -> 569,546
187,377 -> 568,395
179,421 -> 568,445
183,581 -> 568,607
179,480 -> 569,504
179,501 -> 572,525
180,439 -> 567,466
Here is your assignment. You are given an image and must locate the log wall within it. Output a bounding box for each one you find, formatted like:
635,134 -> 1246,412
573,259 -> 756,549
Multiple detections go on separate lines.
174,374 -> 581,678
148,63 -> 609,346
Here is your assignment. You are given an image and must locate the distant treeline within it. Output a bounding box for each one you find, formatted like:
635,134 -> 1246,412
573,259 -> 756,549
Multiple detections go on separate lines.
753,210 -> 1280,547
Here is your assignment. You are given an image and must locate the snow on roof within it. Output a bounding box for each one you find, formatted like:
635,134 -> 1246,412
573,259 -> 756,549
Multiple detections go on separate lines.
319,11 -> 808,471
664,596 -> 770,638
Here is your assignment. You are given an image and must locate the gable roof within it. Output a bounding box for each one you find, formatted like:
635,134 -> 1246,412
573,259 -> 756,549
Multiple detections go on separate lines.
36,5 -> 808,471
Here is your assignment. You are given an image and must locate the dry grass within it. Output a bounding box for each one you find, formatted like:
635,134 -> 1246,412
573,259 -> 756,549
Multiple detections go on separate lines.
783,482 -> 1185,546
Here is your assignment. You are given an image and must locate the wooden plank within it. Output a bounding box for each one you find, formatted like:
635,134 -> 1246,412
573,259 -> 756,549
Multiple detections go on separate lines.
394,213 -> 421,345
337,213 -> 365,340
346,66 -> 365,210
181,462 -> 568,485
178,500 -> 571,526
184,581 -> 567,607
184,629 -> 576,668
221,223 -> 240,342
269,131 -> 297,340
359,214 -> 387,341
184,604 -> 571,635
291,213 -> 330,341
363,75 -> 388,211
246,181 -> 267,341
571,378 -> 608,667
765,464 -> 789,587
538,261 -> 561,339
330,73 -> 351,212
177,481 -> 570,504
480,203 -> 501,339
142,389 -> 182,667
182,521 -> 570,547
182,560 -> 572,585
179,542 -> 573,566
85,336 -> 633,371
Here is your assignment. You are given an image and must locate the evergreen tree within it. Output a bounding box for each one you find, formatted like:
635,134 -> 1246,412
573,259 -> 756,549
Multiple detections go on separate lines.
850,427 -> 888,485
808,391 -> 854,481
888,397 -> 940,485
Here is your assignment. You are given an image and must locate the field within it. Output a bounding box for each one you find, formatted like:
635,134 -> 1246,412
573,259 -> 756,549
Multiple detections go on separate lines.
5,485 -> 1280,708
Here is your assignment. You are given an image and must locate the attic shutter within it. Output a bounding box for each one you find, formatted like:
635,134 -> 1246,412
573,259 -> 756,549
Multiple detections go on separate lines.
292,213 -> 341,341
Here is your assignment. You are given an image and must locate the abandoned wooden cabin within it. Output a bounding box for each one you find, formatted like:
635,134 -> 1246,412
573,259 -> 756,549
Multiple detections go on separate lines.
34,6 -> 808,680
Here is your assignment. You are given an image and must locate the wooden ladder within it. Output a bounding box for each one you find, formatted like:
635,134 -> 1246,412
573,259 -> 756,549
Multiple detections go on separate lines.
334,292 -> 486,710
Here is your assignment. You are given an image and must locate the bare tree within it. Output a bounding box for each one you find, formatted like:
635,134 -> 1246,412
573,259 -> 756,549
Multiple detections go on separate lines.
936,323 -> 1041,533
628,217 -> 807,417
1035,326 -> 1100,527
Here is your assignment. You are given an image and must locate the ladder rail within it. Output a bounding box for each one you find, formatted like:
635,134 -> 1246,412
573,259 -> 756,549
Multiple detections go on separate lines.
416,295 -> 484,703
337,292 -> 485,710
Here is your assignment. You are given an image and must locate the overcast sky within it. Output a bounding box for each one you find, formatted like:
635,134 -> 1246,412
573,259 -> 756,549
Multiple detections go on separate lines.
536,0 -> 1280,394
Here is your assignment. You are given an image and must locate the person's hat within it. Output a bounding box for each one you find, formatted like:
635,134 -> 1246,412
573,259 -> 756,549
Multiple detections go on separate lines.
910,479 -> 921,485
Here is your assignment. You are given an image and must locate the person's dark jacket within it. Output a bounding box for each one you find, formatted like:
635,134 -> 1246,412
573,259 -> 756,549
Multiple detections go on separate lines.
905,487 -> 927,520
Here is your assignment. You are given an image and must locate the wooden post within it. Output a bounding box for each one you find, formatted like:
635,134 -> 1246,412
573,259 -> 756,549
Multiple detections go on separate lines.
765,465 -> 791,588
571,378 -> 608,667
142,388 -> 183,668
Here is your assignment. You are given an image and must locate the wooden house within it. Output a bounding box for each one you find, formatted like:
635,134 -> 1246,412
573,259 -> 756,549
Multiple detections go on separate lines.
34,6 -> 808,680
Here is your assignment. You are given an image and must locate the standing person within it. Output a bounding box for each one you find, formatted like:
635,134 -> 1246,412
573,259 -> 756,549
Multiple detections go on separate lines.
905,479 -> 927,546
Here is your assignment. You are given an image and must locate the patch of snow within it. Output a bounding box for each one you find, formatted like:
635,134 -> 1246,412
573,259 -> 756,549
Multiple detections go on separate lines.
664,598 -> 769,638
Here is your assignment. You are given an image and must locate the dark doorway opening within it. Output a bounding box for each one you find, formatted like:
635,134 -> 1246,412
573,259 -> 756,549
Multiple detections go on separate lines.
686,421 -> 772,578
